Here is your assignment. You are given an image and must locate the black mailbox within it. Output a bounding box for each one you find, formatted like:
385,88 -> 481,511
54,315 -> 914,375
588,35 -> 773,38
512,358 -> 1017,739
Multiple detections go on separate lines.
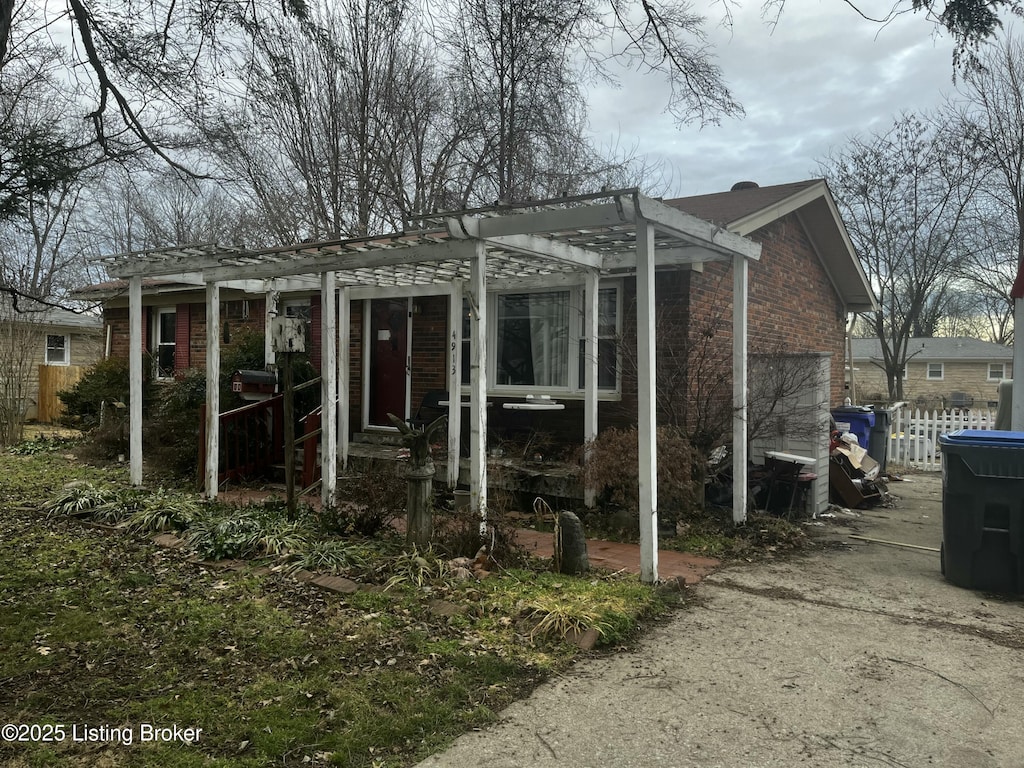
231,370 -> 277,401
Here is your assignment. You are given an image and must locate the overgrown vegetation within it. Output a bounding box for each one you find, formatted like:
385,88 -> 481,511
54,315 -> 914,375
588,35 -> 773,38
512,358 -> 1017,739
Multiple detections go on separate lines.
1,440 -> 673,768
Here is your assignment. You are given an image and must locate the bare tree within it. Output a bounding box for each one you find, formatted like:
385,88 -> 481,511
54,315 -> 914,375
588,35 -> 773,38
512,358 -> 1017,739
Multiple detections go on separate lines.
950,34 -> 1024,345
820,113 -> 984,400
0,297 -> 43,444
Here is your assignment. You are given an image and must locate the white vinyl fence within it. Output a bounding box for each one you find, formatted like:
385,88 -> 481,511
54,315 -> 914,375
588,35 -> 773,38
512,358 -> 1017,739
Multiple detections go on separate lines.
887,406 -> 996,471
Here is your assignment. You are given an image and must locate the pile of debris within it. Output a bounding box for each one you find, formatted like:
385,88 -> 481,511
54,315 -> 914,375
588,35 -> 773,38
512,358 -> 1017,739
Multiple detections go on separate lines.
829,428 -> 888,508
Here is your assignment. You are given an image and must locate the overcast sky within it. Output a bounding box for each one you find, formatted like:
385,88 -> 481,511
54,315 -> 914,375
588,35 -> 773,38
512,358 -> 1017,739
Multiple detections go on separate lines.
585,0 -> 962,197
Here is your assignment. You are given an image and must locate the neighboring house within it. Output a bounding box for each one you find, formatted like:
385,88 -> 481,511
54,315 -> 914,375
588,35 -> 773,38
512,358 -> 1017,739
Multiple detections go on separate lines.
0,298 -> 103,423
80,181 -> 874,515
851,336 -> 1013,409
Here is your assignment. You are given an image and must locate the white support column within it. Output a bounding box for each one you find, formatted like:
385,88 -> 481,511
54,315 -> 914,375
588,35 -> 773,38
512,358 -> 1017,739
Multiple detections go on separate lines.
447,282 -> 465,486
732,253 -> 749,524
469,244 -> 488,533
583,269 -> 600,508
265,287 -> 280,369
205,282 -> 221,498
339,286 -> 350,470
128,275 -> 143,486
1013,298 -> 1024,430
321,271 -> 338,507
636,217 -> 659,583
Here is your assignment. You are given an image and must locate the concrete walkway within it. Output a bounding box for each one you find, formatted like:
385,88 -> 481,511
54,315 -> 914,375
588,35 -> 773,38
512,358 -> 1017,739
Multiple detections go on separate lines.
416,473 -> 1024,768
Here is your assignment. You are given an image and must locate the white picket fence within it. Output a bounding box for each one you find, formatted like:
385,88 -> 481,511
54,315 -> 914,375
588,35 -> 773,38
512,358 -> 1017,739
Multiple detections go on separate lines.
886,407 -> 996,471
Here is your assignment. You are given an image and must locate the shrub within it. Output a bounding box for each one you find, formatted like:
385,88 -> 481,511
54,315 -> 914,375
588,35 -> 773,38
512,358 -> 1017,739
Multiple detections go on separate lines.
431,486 -> 526,566
58,357 -> 147,429
582,426 -> 698,526
317,460 -> 406,537
147,369 -> 207,477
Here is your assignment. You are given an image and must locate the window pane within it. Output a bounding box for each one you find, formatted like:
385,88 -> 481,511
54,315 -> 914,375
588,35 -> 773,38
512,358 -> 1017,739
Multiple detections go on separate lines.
598,288 -> 617,336
157,345 -> 175,376
496,292 -> 569,386
159,311 -> 176,342
578,338 -> 618,389
46,335 -> 66,364
990,363 -> 1004,379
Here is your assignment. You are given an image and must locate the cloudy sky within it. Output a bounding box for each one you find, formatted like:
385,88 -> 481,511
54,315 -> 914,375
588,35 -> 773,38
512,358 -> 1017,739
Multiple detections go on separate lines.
585,0 -> 962,197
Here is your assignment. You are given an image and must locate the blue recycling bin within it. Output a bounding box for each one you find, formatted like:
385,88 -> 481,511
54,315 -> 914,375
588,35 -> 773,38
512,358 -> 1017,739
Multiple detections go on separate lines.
938,430 -> 1024,593
832,406 -> 875,451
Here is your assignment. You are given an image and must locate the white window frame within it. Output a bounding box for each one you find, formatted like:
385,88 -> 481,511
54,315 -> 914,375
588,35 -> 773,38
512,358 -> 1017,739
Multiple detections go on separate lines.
463,280 -> 622,398
926,362 -> 944,381
153,307 -> 177,380
988,362 -> 1006,381
45,333 -> 69,366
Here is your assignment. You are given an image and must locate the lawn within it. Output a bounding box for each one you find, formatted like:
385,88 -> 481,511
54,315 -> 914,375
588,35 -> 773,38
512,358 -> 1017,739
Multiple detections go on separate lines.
0,439 -> 672,768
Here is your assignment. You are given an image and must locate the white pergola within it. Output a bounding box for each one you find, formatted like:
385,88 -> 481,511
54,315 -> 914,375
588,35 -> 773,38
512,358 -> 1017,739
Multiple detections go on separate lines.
96,189 -> 761,583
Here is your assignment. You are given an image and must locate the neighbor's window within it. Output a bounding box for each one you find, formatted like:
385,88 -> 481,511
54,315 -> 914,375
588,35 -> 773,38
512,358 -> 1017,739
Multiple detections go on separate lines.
45,334 -> 68,365
989,362 -> 1006,381
154,308 -> 176,378
927,362 -> 944,380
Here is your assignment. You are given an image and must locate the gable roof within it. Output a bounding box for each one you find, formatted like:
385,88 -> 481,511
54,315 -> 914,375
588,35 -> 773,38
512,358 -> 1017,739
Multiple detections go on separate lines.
852,336 -> 1013,362
2,296 -> 103,332
665,180 -> 877,313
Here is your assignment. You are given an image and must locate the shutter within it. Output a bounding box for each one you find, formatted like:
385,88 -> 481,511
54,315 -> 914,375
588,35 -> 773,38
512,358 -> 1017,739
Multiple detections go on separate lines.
310,297 -> 322,371
175,304 -> 190,371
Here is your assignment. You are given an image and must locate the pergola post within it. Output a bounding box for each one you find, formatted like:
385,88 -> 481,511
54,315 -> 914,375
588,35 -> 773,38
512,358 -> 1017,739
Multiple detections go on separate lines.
321,271 -> 337,506
583,269 -> 600,508
469,243 -> 488,533
447,281 -> 464,487
339,286 -> 350,470
636,217 -> 658,583
204,281 -> 221,498
265,287 -> 280,369
733,253 -> 749,523
128,275 -> 143,486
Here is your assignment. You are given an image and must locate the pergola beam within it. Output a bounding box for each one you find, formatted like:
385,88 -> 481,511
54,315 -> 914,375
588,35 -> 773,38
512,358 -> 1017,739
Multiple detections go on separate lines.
202,239 -> 477,283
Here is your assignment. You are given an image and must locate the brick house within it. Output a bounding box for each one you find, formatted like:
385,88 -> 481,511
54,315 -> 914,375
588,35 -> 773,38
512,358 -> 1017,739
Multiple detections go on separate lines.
851,336 -> 1013,409
81,185 -> 872,566
87,180 -> 872,436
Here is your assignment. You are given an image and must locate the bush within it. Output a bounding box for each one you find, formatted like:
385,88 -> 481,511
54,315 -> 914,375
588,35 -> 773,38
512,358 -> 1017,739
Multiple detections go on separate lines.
317,460 -> 406,537
147,369 -> 207,477
431,486 -> 526,566
58,357 -> 146,429
582,426 -> 698,527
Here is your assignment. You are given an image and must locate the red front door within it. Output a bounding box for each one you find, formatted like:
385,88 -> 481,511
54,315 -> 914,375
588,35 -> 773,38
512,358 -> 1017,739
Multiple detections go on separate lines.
368,299 -> 409,427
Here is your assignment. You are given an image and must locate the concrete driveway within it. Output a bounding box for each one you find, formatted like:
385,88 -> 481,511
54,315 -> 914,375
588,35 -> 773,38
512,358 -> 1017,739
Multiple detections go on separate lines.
417,471 -> 1024,768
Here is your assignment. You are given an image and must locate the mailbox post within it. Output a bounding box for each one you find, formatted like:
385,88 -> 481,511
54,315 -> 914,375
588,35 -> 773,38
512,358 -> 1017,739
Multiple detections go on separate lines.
272,317 -> 306,520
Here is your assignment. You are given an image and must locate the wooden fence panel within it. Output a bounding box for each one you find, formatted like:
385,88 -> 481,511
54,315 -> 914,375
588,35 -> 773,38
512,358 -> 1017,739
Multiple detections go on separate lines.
37,365 -> 84,423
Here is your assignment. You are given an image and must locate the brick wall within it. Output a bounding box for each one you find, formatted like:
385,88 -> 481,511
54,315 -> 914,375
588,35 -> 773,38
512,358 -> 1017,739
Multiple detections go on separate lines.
104,297 -> 265,373
607,214 -> 847,437
692,215 -> 851,409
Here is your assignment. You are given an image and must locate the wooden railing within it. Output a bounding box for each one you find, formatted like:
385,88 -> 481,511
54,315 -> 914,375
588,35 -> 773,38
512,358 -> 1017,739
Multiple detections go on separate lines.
197,377 -> 322,491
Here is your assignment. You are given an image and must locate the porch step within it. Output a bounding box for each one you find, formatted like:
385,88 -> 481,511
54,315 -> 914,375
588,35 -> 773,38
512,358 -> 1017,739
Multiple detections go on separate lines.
352,431 -> 405,447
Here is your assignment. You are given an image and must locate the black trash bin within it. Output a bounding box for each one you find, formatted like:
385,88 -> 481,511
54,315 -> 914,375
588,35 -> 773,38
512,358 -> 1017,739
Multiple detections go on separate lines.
938,429 -> 1024,593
